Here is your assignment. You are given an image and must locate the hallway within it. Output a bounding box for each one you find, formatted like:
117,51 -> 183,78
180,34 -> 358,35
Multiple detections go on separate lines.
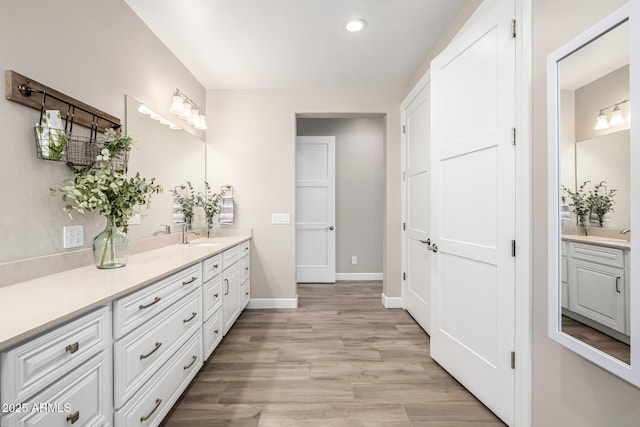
162,282 -> 504,426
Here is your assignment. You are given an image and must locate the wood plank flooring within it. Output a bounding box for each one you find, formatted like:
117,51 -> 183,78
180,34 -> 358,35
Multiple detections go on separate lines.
161,281 -> 504,426
561,315 -> 630,364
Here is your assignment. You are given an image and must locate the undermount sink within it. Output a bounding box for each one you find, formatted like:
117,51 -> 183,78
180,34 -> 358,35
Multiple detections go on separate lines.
187,241 -> 224,247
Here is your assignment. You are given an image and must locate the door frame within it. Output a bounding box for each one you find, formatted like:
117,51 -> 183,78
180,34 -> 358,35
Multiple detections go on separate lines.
400,0 -> 532,425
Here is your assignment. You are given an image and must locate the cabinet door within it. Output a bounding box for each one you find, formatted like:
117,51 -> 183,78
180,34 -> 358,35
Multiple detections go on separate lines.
222,262 -> 241,336
568,259 -> 626,333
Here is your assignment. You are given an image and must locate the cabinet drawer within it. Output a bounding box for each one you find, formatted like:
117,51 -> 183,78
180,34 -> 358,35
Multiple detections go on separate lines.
241,255 -> 250,284
240,240 -> 250,256
113,291 -> 201,408
114,331 -> 201,427
202,276 -> 222,321
113,264 -> 202,339
222,245 -> 241,269
569,242 -> 624,268
203,254 -> 222,282
1,352 -> 112,427
1,306 -> 110,405
241,280 -> 250,309
203,309 -> 223,360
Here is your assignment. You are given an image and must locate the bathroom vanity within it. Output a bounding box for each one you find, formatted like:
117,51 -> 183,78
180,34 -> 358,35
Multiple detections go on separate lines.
0,232 -> 251,426
561,235 -> 630,342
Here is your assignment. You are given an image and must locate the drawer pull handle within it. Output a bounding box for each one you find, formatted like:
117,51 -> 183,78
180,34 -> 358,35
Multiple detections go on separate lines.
183,312 -> 197,323
139,296 -> 161,310
140,342 -> 162,360
65,342 -> 79,354
245,267 -> 249,271
140,398 -> 162,422
225,279 -> 229,295
182,276 -> 198,286
214,293 -> 219,298
616,276 -> 622,293
214,329 -> 219,334
245,292 -> 249,295
66,411 -> 79,424
213,264 -> 219,268
183,355 -> 198,370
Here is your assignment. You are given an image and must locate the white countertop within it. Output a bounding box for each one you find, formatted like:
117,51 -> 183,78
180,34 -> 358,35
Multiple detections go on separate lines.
562,234 -> 631,251
0,233 -> 251,350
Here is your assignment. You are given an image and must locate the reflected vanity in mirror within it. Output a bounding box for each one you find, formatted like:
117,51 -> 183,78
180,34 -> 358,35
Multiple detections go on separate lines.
548,1 -> 639,386
125,96 -> 206,240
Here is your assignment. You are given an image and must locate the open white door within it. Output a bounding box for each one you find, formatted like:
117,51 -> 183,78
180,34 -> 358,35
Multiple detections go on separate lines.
430,0 -> 516,424
296,136 -> 336,283
402,76 -> 432,334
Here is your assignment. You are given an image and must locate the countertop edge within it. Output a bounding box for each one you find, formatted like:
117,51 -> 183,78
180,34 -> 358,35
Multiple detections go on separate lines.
0,234 -> 251,351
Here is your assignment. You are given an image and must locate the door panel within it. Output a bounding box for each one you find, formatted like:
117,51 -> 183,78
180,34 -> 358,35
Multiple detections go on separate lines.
403,80 -> 432,333
296,136 -> 336,283
430,0 -> 515,424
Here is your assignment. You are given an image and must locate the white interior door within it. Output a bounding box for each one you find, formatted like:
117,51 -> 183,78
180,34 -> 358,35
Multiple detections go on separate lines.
430,0 -> 516,424
403,78 -> 432,334
296,136 -> 336,283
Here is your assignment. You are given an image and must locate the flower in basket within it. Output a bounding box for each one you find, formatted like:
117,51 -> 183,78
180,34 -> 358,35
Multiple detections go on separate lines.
51,128 -> 162,268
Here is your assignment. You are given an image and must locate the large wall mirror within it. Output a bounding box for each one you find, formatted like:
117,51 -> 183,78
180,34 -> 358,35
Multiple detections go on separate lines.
125,95 -> 206,240
548,1 -> 639,386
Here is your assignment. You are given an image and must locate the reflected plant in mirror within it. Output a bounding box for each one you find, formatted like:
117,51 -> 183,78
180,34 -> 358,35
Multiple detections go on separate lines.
548,2 -> 639,386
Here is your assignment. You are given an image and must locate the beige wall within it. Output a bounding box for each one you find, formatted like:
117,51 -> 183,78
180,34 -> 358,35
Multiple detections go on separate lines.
0,0 -> 205,265
205,89 -> 401,300
532,0 -> 640,425
296,117 -> 384,275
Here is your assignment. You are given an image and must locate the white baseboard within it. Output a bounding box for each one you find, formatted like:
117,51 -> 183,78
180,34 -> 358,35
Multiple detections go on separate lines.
246,296 -> 298,309
381,293 -> 403,309
335,272 -> 383,281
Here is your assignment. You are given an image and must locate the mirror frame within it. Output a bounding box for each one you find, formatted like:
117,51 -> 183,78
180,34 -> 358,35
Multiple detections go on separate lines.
547,1 -> 639,386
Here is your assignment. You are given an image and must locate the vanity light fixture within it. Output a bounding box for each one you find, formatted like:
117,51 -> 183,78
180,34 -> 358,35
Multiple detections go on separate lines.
345,18 -> 367,32
593,99 -> 630,129
169,88 -> 207,130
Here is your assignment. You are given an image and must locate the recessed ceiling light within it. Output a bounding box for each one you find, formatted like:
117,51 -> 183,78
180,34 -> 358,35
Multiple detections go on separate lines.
345,18 -> 366,32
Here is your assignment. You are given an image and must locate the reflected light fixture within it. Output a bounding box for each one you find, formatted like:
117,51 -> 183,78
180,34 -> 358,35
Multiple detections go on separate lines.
593,99 -> 630,130
345,18 -> 366,32
137,102 -> 181,130
169,88 -> 207,130
594,110 -> 609,130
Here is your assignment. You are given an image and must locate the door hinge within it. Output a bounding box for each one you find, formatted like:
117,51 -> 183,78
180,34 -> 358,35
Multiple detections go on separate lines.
511,240 -> 516,257
403,272 -> 406,281
402,124 -> 406,134
511,127 -> 516,145
511,351 -> 516,369
511,19 -> 516,38
403,222 -> 406,231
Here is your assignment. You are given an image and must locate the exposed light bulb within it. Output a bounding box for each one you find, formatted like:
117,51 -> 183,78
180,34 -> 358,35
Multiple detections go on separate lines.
594,110 -> 609,130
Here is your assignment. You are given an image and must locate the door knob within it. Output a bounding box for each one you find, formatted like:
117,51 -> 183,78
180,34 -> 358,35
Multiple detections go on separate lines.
328,226 -> 335,230
428,243 -> 438,253
419,239 -> 431,245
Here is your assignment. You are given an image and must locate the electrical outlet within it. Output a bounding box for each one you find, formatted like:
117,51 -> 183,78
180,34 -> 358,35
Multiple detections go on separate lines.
128,214 -> 141,225
351,256 -> 357,265
63,225 -> 84,249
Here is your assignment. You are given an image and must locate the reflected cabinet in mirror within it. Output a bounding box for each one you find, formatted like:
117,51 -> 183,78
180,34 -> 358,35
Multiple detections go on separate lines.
125,96 -> 206,240
548,1 -> 639,386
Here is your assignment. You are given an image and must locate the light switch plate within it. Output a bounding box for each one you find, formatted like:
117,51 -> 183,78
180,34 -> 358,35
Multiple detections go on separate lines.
63,225 -> 84,249
271,213 -> 290,224
128,214 -> 141,225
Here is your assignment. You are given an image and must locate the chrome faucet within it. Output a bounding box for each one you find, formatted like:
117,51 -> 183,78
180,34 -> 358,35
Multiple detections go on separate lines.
180,224 -> 200,244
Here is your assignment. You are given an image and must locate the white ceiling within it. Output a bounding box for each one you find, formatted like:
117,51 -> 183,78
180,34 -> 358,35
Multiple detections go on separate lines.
124,0 -> 466,90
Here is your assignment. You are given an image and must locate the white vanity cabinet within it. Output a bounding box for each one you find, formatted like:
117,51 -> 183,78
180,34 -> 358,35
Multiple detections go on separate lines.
567,242 -> 628,335
221,241 -> 250,336
112,264 -> 203,426
0,306 -> 112,427
561,241 -> 568,309
202,254 -> 223,359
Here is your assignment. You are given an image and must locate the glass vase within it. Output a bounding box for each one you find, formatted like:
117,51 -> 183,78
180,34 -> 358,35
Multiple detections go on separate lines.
93,216 -> 129,269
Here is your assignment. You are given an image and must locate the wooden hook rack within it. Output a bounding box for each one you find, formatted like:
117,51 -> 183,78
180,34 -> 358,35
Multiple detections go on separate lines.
5,70 -> 121,133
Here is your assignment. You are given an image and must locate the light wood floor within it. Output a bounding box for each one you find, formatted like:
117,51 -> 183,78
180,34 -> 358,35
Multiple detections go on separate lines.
161,281 -> 504,426
561,315 -> 630,364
